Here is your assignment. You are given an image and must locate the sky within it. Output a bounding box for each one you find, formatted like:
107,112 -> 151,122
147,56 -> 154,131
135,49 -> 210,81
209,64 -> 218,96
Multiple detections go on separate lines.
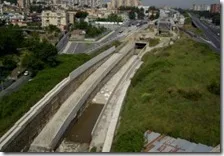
104,0 -> 220,9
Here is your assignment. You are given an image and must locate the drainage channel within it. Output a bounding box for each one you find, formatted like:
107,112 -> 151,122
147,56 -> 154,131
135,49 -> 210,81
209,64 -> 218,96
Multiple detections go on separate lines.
56,104 -> 104,152
55,55 -> 136,152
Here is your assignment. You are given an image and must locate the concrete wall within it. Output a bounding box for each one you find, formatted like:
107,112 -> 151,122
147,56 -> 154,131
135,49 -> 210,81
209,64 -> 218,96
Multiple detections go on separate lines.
0,47 -> 116,152
28,42 -> 135,152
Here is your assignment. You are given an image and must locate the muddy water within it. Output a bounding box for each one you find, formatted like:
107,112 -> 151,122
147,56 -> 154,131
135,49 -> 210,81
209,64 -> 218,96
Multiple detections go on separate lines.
64,104 -> 104,143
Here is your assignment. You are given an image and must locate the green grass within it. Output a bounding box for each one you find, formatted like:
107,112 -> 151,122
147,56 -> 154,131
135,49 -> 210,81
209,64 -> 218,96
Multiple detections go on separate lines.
112,35 -> 220,152
0,54 -> 91,136
149,38 -> 160,47
184,18 -> 204,36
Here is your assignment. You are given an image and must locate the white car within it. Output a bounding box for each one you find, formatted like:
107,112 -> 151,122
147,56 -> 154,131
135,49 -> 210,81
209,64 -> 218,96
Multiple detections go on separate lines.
24,71 -> 29,76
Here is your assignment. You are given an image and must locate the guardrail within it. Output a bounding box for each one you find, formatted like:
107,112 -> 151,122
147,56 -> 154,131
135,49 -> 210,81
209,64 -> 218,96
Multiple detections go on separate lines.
56,33 -> 70,52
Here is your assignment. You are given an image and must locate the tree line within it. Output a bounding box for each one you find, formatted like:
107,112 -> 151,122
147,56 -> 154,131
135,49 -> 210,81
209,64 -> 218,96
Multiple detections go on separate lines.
0,26 -> 58,78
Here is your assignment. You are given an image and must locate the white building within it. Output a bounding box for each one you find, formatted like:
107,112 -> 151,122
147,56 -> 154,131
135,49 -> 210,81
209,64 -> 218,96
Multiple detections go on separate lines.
41,10 -> 68,31
192,4 -> 210,11
53,0 -> 102,8
138,5 -> 150,16
110,0 -> 140,9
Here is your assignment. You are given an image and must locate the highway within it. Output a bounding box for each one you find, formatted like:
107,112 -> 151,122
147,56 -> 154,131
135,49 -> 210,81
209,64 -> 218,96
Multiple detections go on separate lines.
62,20 -> 147,54
190,13 -> 221,52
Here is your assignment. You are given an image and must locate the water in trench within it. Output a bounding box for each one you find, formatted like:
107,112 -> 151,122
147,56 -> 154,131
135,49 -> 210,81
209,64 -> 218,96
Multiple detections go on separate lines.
56,103 -> 104,152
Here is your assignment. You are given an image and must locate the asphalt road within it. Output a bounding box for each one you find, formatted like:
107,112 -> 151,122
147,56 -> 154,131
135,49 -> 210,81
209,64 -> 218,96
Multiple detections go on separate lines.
65,25 -> 127,54
190,14 -> 221,52
64,20 -> 146,54
0,75 -> 31,98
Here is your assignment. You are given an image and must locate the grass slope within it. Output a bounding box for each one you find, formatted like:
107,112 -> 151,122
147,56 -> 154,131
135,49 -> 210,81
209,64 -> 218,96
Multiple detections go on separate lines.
0,54 -> 91,136
112,35 -> 220,152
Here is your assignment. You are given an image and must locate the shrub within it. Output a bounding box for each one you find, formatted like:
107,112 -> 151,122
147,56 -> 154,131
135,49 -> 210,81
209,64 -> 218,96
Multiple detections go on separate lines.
114,129 -> 144,152
207,81 -> 220,95
90,147 -> 97,152
178,88 -> 202,101
149,38 -> 160,47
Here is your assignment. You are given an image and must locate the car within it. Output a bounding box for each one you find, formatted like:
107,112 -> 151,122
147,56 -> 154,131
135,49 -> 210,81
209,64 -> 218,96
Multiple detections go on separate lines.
24,71 -> 29,76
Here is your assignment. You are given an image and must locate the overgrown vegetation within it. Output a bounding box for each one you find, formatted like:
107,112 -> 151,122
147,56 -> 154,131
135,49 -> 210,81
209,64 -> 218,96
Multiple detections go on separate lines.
183,17 -> 204,36
148,6 -> 160,20
90,146 -> 97,152
112,35 -> 220,152
96,13 -> 123,22
0,26 -> 59,80
149,38 -> 160,47
73,20 -> 107,38
0,54 -> 91,136
119,6 -> 145,20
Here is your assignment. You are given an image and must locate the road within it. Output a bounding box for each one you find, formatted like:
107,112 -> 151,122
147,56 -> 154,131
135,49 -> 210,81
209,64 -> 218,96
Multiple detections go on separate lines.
64,25 -> 126,54
190,13 -> 221,52
0,75 -> 31,98
62,20 -> 148,54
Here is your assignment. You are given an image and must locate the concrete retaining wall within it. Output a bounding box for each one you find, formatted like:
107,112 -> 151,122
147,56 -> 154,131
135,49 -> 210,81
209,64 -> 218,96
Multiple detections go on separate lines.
29,42 -> 135,152
0,47 -> 116,152
90,43 -> 135,137
102,60 -> 143,152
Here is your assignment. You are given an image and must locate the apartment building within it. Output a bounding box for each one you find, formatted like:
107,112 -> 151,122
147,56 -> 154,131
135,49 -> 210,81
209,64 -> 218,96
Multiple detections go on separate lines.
110,0 -> 140,9
17,0 -> 30,8
41,10 -> 68,31
210,4 -> 221,13
53,0 -> 102,8
192,4 -> 210,11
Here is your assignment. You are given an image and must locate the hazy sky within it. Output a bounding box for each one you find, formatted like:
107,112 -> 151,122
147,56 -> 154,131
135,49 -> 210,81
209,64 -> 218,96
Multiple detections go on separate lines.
105,0 -> 220,8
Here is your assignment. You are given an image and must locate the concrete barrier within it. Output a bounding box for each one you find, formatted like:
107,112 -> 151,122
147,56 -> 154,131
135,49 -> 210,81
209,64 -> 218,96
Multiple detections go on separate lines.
69,46 -> 116,80
29,43 -> 135,152
90,55 -> 139,150
102,60 -> 143,152
29,54 -> 123,152
0,46 -> 116,152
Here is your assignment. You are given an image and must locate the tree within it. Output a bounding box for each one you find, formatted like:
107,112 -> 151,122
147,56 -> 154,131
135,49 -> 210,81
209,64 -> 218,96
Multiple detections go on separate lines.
30,5 -> 43,13
2,56 -> 17,70
212,14 -> 220,25
138,8 -> 145,19
129,11 -> 136,20
149,6 -> 156,11
75,11 -> 89,19
21,50 -> 33,68
0,27 -> 24,56
0,19 -> 6,27
46,25 -> 61,33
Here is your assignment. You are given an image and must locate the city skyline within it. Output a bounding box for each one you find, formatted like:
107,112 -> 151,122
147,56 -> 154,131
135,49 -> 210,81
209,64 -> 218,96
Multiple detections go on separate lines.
105,0 -> 220,8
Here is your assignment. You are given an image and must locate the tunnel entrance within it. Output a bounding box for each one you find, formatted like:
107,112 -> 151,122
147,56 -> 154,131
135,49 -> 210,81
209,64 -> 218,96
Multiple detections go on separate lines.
135,42 -> 147,49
